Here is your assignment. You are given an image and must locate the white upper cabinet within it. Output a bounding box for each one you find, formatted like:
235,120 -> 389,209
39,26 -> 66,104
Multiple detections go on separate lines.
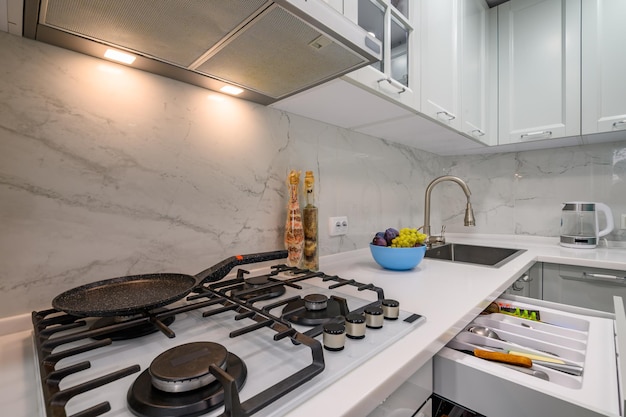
342,0 -> 419,110
420,0 -> 494,144
460,0 -> 496,145
276,0 -> 625,155
271,0 -> 417,130
420,0 -> 461,129
497,0 -> 581,145
581,0 -> 626,136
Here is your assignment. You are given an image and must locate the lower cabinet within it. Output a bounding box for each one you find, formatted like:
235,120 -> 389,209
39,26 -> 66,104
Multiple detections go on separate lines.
506,262 -> 626,314
542,263 -> 626,313
366,359 -> 433,417
504,263 -> 542,299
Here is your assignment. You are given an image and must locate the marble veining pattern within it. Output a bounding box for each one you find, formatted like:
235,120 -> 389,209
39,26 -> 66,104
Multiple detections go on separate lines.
0,32 -> 624,317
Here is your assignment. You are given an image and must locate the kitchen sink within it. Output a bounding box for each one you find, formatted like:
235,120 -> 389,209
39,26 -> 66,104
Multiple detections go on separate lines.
424,243 -> 525,267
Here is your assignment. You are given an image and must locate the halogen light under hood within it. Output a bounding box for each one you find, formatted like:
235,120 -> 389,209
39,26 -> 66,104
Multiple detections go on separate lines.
23,0 -> 382,105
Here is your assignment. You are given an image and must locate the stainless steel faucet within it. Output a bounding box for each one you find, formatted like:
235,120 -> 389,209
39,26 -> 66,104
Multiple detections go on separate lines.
423,175 -> 475,245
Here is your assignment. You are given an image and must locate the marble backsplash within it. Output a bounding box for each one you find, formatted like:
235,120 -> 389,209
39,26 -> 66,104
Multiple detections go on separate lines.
0,32 -> 624,317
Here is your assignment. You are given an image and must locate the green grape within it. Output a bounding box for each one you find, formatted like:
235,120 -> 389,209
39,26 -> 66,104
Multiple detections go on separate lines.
390,228 -> 428,247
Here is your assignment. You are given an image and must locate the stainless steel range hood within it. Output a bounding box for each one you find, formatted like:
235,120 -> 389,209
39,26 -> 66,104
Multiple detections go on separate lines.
23,0 -> 382,105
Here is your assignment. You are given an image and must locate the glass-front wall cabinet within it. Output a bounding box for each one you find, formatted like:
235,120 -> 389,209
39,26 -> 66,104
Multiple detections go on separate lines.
357,0 -> 385,73
325,0 -> 418,109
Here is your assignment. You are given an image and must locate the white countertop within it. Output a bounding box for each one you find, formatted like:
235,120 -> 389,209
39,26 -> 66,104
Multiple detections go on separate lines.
287,234 -> 626,417
2,234 -> 626,417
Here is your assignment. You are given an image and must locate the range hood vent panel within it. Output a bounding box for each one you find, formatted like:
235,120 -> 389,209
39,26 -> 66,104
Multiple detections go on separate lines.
27,0 -> 382,104
42,0 -> 269,67
197,5 -> 366,99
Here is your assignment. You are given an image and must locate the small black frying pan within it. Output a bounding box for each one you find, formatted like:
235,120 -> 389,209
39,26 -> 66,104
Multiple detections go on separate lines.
52,250 -> 288,317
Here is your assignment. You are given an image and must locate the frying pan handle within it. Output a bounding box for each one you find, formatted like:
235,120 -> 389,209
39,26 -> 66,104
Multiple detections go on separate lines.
195,250 -> 289,284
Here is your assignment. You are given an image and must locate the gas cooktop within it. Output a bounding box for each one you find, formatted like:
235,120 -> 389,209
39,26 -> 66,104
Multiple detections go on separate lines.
32,263 -> 425,417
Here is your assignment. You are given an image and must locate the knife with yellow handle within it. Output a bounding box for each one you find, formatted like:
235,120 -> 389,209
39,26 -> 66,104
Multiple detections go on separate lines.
446,340 -> 550,379
473,349 -> 533,368
475,344 -> 568,364
476,345 -> 583,376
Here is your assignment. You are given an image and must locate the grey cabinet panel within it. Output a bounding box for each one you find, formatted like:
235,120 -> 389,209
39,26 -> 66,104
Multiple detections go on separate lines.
505,262 -> 542,299
543,263 -> 626,312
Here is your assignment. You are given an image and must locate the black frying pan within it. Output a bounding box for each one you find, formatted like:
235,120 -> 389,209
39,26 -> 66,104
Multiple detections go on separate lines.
52,250 -> 288,317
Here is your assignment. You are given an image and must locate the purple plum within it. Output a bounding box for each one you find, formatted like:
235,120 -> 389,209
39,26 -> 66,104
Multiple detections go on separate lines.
384,228 -> 399,245
372,236 -> 387,246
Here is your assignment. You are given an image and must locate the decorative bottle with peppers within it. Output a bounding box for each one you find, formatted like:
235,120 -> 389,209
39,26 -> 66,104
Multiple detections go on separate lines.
284,170 -> 304,267
302,171 -> 319,271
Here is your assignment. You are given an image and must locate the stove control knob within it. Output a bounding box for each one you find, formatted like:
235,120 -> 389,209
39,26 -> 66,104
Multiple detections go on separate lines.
364,306 -> 384,329
381,299 -> 400,320
323,323 -> 346,351
345,313 -> 366,339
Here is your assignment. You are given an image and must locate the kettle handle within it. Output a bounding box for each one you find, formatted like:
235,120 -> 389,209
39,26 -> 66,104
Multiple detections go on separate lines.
596,203 -> 614,237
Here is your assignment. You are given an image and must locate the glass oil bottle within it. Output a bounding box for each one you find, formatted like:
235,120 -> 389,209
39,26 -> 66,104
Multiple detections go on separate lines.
284,170 -> 304,267
302,171 -> 319,271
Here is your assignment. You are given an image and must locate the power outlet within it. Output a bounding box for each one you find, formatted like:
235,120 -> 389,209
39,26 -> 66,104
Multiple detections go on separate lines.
621,214 -> 626,229
328,216 -> 348,236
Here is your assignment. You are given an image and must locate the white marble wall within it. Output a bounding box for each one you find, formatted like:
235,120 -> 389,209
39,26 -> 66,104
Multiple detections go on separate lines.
439,144 -> 626,242
0,33 -> 442,316
0,32 -> 624,317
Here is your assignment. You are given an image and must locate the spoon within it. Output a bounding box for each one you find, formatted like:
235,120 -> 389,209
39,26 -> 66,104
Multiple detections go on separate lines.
467,325 -> 504,340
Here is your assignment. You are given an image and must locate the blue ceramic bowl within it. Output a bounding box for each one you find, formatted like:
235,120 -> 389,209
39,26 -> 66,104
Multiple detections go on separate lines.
369,243 -> 427,271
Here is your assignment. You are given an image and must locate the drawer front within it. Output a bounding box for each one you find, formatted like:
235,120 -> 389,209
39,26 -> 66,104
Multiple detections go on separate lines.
543,263 -> 626,312
434,295 -> 623,417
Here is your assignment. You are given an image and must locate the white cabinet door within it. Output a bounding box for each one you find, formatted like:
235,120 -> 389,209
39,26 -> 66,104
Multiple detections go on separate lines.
581,0 -> 626,135
460,0 -> 495,145
420,0 -> 461,130
421,0 -> 494,144
498,0 -> 581,144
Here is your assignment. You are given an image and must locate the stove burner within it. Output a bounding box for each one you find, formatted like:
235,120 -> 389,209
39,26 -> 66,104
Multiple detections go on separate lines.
246,275 -> 272,286
90,313 -> 175,341
303,294 -> 328,311
231,275 -> 286,301
150,342 -> 228,393
127,343 -> 247,417
282,294 -> 349,326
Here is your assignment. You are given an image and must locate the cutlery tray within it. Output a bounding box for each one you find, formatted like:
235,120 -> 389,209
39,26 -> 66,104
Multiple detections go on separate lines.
434,295 -> 623,417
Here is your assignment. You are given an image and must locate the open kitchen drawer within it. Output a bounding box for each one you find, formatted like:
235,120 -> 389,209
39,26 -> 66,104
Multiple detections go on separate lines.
433,294 -> 626,417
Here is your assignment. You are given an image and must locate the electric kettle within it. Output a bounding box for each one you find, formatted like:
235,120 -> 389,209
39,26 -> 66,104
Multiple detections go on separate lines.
560,202 -> 614,248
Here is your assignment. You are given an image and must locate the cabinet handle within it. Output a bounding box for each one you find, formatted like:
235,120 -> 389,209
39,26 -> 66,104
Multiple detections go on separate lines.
377,77 -> 406,94
470,129 -> 485,137
511,273 -> 530,291
520,130 -> 552,139
436,111 -> 456,121
583,272 -> 625,281
613,120 -> 626,130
